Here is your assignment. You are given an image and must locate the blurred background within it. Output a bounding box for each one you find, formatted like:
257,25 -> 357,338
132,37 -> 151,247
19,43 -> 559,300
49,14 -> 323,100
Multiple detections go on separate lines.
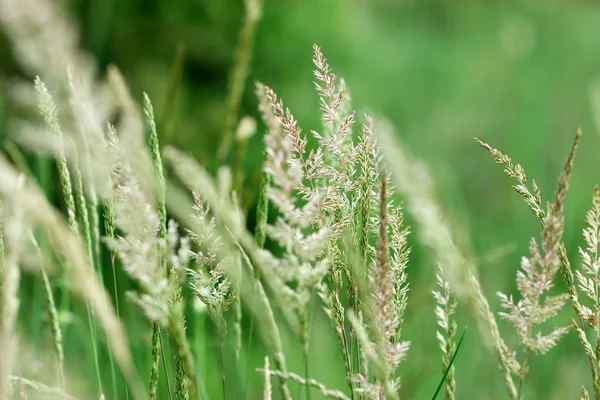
2,0 -> 600,398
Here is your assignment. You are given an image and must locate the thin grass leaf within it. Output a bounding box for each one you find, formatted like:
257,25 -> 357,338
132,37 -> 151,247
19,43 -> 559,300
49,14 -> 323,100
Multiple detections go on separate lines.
432,327 -> 467,400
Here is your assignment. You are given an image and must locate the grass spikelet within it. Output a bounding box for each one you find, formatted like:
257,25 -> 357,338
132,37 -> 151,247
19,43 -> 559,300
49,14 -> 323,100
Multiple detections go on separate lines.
559,185 -> 600,399
144,93 -> 167,239
164,146 -> 293,400
186,191 -> 233,398
34,77 -> 78,231
350,172 -> 410,400
143,92 -> 167,400
478,129 -> 581,395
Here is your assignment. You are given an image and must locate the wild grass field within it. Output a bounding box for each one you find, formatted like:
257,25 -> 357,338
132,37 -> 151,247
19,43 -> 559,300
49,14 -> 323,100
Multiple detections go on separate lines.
1,0 -> 600,399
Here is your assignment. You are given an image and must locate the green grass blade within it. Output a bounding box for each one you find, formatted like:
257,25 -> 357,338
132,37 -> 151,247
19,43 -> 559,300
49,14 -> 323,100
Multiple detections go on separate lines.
431,326 -> 467,400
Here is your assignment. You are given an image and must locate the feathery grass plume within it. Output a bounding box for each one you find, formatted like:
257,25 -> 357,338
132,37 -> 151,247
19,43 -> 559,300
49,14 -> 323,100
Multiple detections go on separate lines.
584,387 -> 592,400
495,236 -> 570,354
260,47 -> 358,345
575,188 -> 600,329
375,120 -> 520,398
262,81 -> 338,398
105,122 -> 204,399
0,156 -> 148,400
259,48 -> 395,398
312,45 -> 355,173
143,92 -> 167,400
262,85 -> 330,299
34,77 -> 78,231
104,123 -> 170,325
218,0 -> 264,161
311,46 -> 365,392
353,118 -> 379,294
188,192 -> 234,331
104,125 -> 173,398
30,231 -> 65,390
347,173 -> 410,400
164,146 -> 292,400
558,186 -> 600,399
433,264 -> 458,400
477,130 -> 581,394
187,191 -> 235,397
475,128 -> 580,230
0,176 -> 24,400
144,93 -> 167,240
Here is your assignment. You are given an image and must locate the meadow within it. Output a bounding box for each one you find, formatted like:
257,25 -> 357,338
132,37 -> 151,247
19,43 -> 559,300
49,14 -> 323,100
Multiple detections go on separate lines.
1,0 -> 600,399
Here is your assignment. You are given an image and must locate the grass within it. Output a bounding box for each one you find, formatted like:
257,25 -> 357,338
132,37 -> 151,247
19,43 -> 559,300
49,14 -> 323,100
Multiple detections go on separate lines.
2,0 -> 600,399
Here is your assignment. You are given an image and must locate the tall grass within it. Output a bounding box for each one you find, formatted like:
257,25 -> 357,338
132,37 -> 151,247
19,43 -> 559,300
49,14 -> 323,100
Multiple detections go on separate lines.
1,0 -> 600,399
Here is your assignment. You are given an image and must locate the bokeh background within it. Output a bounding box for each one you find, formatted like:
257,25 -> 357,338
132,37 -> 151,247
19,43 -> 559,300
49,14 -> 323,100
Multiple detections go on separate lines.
2,0 -> 600,398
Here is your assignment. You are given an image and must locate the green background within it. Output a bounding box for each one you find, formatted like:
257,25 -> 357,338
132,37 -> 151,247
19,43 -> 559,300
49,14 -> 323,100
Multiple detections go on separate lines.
2,0 -> 600,398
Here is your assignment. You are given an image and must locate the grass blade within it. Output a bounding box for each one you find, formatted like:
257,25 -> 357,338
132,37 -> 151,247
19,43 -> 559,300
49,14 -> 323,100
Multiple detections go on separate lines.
431,326 -> 467,400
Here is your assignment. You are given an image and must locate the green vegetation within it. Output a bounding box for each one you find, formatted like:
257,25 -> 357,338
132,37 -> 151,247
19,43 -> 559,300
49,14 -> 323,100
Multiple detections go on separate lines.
1,1 -> 600,399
